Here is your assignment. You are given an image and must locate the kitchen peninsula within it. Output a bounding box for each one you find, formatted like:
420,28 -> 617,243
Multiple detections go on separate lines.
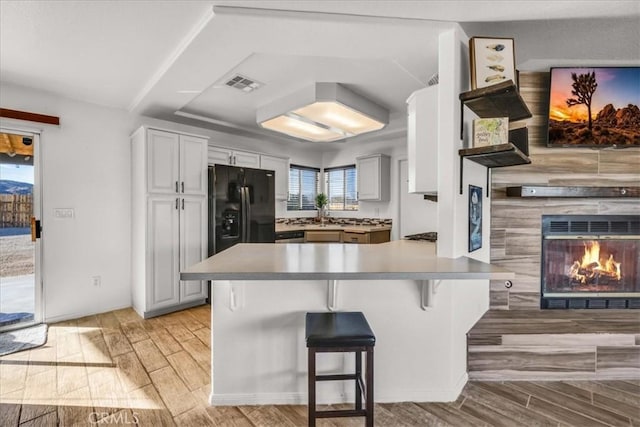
181,241 -> 514,405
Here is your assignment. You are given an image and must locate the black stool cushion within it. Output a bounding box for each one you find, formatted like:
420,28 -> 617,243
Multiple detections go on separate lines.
306,312 -> 376,348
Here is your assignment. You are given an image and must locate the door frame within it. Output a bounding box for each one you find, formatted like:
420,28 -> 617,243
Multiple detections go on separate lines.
0,124 -> 43,329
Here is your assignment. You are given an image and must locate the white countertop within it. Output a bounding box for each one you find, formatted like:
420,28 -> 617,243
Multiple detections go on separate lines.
180,240 -> 514,281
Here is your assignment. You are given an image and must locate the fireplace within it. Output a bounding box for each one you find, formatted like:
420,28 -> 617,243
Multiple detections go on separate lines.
541,215 -> 640,309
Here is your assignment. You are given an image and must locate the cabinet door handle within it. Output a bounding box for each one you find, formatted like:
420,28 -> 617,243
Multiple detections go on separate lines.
175,198 -> 179,210
181,182 -> 184,193
175,181 -> 179,193
229,154 -> 233,165
181,199 -> 185,210
233,155 -> 236,165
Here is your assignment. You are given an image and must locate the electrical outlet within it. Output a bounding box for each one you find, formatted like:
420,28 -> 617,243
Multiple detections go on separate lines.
92,276 -> 101,287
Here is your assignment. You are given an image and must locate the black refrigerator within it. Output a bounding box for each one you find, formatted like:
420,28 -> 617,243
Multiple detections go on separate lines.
208,164 -> 275,255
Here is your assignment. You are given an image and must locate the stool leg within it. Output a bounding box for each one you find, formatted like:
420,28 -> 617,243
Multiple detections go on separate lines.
365,347 -> 374,427
308,348 -> 316,427
355,351 -> 362,411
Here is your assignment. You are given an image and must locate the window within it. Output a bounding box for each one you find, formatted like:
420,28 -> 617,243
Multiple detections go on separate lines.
325,165 -> 358,211
288,165 -> 320,210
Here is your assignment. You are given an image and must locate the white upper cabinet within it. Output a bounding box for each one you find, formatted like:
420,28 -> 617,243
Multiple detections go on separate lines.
406,85 -> 438,194
179,135 -> 208,195
147,129 -> 180,194
356,154 -> 390,201
208,146 -> 233,166
147,129 -> 207,196
233,150 -> 261,168
209,146 -> 260,168
260,155 -> 289,201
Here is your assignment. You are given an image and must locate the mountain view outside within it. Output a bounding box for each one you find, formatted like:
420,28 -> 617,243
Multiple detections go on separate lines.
0,162 -> 35,326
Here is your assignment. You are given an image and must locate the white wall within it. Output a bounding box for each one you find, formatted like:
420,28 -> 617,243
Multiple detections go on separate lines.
461,17 -> 640,70
1,82 -> 134,322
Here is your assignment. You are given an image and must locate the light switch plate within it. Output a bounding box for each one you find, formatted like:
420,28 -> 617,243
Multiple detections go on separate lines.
54,208 -> 74,219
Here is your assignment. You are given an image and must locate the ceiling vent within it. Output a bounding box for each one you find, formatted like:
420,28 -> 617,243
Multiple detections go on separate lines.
224,74 -> 262,93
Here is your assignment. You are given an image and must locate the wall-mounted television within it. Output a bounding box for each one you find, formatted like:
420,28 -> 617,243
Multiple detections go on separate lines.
547,67 -> 640,147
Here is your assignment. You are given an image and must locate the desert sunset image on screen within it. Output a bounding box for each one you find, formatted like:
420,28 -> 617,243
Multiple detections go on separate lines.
547,67 -> 640,146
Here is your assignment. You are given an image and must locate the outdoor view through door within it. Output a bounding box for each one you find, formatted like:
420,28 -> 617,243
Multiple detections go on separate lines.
0,130 -> 40,329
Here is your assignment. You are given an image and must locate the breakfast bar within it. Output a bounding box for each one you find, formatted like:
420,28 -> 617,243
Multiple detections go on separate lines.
181,241 -> 514,405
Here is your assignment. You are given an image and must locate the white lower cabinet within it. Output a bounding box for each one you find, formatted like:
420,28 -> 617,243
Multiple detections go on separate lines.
142,196 -> 207,316
179,197 -> 208,302
148,197 -> 180,309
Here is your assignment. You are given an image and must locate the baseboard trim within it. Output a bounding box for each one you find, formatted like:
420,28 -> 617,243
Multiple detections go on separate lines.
210,392 -> 309,406
469,371 -> 640,381
143,299 -> 207,319
44,301 -> 132,324
208,374 -> 469,406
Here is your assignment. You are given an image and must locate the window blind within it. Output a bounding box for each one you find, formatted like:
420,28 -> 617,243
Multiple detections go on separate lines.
288,165 -> 320,210
324,165 -> 358,211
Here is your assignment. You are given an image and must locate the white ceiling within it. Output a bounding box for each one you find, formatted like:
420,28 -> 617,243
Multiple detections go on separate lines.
1,1 -> 638,144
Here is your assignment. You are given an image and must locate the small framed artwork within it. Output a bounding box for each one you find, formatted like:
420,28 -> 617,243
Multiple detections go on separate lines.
469,37 -> 516,90
473,117 -> 509,147
468,185 -> 482,252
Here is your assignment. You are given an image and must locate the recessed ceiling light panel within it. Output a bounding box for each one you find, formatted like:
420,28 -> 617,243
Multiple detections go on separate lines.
256,83 -> 388,142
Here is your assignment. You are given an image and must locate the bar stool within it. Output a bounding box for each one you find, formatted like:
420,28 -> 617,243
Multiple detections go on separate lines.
305,311 -> 375,427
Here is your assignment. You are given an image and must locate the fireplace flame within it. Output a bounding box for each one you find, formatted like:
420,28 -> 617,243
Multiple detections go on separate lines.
568,241 -> 621,284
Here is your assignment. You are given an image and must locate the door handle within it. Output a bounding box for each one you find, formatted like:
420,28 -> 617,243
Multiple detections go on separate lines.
181,182 -> 184,193
176,198 -> 179,210
181,198 -> 185,210
175,181 -> 179,193
31,217 -> 41,241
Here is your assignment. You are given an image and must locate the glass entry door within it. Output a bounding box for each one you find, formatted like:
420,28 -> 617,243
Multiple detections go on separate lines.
0,129 -> 41,330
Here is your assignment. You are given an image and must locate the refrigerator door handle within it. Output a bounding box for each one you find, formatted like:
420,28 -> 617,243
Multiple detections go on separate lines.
245,187 -> 252,242
241,187 -> 249,243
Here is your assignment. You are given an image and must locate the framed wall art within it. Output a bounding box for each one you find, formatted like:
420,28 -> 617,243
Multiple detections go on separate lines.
469,37 -> 516,90
468,185 -> 482,252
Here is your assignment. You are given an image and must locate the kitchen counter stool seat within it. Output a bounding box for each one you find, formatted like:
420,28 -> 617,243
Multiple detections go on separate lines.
305,311 -> 375,427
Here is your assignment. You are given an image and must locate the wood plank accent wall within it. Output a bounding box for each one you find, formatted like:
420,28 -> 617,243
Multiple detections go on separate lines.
489,72 -> 640,310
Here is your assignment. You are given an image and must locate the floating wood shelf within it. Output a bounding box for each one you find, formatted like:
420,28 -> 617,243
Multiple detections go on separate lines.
459,80 -> 533,122
458,143 -> 531,196
506,186 -> 640,198
460,143 -> 531,167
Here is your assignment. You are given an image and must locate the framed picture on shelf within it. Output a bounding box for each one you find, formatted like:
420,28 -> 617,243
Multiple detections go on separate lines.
473,117 -> 509,147
468,185 -> 482,252
469,37 -> 516,90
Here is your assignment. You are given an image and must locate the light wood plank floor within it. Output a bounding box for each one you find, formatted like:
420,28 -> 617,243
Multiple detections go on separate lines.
1,305 -> 639,426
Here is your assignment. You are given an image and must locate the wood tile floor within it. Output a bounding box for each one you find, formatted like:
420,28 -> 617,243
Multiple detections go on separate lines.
1,305 -> 639,426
